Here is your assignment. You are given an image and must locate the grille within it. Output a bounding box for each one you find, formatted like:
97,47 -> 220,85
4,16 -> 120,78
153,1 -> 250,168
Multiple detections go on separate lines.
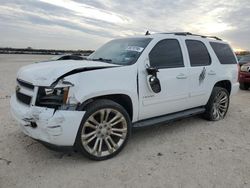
17,79 -> 34,90
16,91 -> 32,105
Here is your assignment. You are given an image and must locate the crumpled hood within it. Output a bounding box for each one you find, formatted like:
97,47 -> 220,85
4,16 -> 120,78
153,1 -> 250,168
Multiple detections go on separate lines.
17,60 -> 118,86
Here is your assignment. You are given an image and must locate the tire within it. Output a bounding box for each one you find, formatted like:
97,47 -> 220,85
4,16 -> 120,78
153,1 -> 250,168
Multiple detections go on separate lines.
203,87 -> 229,121
240,83 -> 249,90
75,99 -> 131,161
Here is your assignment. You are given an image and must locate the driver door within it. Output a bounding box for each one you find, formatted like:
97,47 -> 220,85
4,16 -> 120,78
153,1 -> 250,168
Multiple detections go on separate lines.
138,38 -> 189,120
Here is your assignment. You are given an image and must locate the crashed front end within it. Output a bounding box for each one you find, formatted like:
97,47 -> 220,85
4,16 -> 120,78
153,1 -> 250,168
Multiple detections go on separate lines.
10,78 -> 85,146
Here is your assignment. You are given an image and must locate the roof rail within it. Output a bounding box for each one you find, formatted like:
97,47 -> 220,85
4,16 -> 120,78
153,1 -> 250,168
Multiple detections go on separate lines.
158,32 -> 222,41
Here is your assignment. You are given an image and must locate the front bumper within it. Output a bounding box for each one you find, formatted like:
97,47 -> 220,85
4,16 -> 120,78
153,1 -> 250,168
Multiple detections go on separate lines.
10,94 -> 85,146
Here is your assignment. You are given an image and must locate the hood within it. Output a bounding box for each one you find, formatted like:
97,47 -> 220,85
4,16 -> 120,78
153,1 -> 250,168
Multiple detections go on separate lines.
17,60 -> 118,86
239,61 -> 250,65
242,62 -> 250,67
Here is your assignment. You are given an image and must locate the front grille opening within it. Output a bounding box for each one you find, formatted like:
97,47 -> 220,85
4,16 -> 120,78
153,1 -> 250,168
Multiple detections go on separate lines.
17,79 -> 34,90
16,91 -> 32,105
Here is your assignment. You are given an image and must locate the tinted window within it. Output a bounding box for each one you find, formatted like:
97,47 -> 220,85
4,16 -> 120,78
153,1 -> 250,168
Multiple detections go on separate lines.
210,42 -> 237,64
149,39 -> 184,68
186,40 -> 211,66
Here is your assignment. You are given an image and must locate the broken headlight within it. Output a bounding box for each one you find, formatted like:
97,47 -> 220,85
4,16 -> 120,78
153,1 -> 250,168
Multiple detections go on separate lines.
36,87 -> 69,108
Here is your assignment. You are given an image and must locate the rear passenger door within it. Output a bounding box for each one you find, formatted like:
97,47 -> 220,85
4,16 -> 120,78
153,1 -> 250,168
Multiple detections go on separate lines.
139,38 -> 189,120
184,40 -> 216,107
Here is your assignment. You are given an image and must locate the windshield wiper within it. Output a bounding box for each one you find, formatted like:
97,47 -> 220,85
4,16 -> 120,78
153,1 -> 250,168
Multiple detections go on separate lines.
89,57 -> 112,63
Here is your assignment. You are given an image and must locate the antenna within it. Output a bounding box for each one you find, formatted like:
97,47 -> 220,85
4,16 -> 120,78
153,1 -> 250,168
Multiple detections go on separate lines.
145,31 -> 150,36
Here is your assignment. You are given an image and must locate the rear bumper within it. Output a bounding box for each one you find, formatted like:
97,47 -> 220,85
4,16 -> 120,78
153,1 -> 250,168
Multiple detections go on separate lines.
10,94 -> 85,146
239,71 -> 250,83
231,82 -> 239,96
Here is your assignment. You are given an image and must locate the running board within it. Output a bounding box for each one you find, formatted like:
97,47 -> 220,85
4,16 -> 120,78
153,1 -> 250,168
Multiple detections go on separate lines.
133,107 -> 205,128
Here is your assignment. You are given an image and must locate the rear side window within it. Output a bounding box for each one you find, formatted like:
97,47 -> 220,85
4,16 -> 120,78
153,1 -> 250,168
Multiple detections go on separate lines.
149,39 -> 184,68
210,42 -> 237,64
186,40 -> 211,66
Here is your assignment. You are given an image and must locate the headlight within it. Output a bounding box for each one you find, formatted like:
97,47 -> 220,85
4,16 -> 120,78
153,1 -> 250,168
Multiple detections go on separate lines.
240,65 -> 249,72
36,87 -> 69,108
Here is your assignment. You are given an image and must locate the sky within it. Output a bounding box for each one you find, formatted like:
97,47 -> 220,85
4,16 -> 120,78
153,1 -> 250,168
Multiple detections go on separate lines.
0,0 -> 250,51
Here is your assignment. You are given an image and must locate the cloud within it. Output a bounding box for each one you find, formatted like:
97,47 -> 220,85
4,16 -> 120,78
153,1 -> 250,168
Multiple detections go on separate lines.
39,0 -> 131,25
0,0 -> 249,50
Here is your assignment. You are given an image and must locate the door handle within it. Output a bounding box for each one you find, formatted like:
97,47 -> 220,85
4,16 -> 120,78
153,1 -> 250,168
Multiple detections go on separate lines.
208,70 -> 216,75
176,73 -> 187,79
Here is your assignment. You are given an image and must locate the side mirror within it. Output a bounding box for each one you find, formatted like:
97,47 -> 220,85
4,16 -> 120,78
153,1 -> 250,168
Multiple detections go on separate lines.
146,66 -> 159,76
146,66 -> 161,93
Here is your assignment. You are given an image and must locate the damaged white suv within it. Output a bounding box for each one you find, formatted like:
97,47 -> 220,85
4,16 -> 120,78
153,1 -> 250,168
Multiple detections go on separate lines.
10,32 -> 239,160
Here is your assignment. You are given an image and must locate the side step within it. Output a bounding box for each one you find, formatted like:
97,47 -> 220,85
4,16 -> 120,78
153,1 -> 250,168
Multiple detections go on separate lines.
133,107 -> 205,128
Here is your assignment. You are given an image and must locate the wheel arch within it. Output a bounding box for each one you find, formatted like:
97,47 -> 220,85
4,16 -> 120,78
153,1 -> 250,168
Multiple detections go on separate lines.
78,94 -> 134,121
214,80 -> 232,94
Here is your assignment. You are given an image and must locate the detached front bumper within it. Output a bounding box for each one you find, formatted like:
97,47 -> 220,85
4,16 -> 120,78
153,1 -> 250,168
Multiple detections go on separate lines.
10,94 -> 85,146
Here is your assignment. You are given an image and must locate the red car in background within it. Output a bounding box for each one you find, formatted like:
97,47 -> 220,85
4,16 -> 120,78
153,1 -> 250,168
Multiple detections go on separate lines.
239,62 -> 250,90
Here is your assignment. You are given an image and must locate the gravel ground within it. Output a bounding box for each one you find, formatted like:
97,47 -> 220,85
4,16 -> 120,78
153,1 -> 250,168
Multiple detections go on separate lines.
0,54 -> 250,188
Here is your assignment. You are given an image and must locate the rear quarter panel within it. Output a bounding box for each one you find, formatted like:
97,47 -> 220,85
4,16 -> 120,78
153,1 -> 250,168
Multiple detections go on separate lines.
207,41 -> 239,96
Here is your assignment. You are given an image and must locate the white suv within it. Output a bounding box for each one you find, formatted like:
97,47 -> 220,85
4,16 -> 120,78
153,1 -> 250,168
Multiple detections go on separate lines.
10,32 -> 239,160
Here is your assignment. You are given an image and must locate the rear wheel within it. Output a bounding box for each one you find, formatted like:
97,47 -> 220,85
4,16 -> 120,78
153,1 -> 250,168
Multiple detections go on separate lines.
240,82 -> 249,90
203,87 -> 229,121
75,99 -> 131,160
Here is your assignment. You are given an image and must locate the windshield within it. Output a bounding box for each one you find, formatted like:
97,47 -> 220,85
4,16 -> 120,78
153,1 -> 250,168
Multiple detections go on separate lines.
239,55 -> 250,62
88,38 -> 152,65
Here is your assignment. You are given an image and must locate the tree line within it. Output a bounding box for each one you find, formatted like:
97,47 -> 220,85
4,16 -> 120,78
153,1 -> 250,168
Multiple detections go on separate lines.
0,47 -> 94,55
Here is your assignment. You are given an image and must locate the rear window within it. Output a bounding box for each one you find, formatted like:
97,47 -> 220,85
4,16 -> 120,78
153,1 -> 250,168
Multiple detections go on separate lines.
210,42 -> 237,64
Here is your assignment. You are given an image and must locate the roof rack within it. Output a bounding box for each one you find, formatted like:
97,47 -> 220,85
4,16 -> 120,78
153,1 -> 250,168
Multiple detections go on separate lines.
157,32 -> 222,41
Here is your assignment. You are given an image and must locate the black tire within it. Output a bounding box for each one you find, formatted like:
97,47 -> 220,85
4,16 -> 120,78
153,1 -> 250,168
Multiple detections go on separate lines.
75,99 -> 131,161
203,87 -> 229,121
240,82 -> 249,90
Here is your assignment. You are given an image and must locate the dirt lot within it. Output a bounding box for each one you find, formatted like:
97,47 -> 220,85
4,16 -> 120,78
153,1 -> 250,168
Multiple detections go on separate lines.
0,54 -> 250,188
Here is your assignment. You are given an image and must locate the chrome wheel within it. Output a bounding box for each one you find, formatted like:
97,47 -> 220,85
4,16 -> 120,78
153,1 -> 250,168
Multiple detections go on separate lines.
212,90 -> 229,120
81,108 -> 128,157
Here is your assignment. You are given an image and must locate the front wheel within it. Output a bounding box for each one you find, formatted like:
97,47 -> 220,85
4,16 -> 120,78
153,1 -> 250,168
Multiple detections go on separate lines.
203,87 -> 229,121
75,99 -> 131,160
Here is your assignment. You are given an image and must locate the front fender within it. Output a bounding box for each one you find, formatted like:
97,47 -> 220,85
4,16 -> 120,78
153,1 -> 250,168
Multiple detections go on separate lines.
65,65 -> 139,122
77,90 -> 138,122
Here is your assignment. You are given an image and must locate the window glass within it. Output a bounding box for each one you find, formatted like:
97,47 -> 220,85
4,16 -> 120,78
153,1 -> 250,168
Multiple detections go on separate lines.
210,42 -> 237,64
186,40 -> 211,66
239,55 -> 250,62
149,39 -> 184,68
